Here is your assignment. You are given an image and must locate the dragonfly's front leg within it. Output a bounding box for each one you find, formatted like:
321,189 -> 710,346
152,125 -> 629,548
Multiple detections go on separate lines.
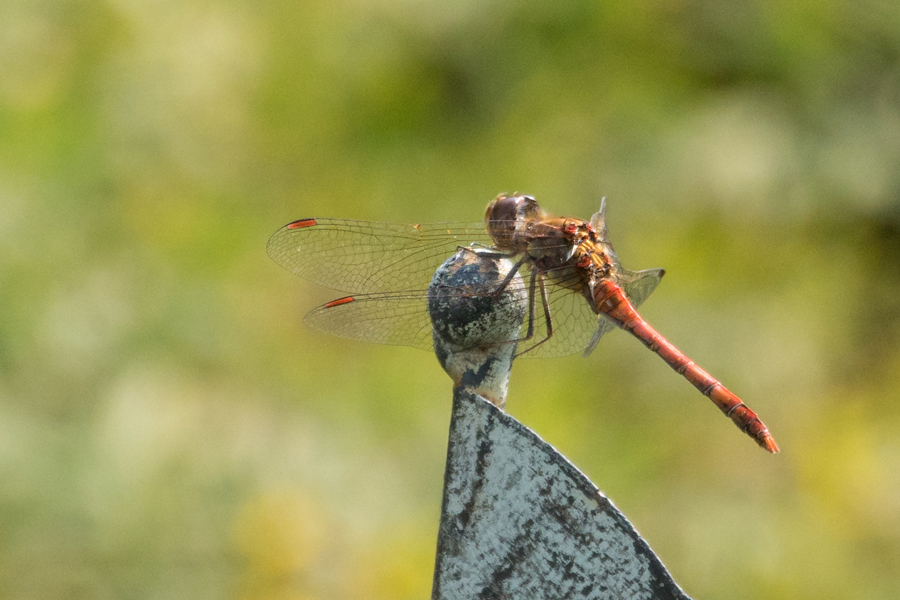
458,246 -> 529,298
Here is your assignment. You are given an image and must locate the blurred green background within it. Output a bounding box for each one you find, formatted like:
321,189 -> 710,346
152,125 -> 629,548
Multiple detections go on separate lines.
2,0 -> 899,598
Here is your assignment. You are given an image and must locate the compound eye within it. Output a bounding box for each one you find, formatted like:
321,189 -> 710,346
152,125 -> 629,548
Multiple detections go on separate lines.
484,194 -> 542,251
516,195 -> 540,218
485,194 -> 540,224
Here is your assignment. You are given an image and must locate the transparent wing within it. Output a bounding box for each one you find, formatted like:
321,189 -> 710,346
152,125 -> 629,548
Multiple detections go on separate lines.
302,264 -> 607,359
619,267 -> 666,308
304,292 -> 436,351
302,276 -> 532,354
512,266 -> 601,359
276,207 -> 665,359
267,218 -> 492,294
589,198 -> 621,266
579,199 -> 667,356
582,267 -> 666,357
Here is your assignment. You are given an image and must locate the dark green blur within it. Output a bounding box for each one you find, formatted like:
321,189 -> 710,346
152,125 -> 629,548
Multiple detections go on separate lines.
1,1 -> 899,598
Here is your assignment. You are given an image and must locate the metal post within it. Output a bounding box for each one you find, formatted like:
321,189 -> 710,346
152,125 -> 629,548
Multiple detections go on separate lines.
428,248 -> 692,600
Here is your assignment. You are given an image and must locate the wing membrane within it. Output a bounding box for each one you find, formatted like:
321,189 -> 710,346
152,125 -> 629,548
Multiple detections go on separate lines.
267,218 -> 491,294
582,267 -> 666,357
304,292 -> 436,350
303,278 -> 532,354
618,267 -> 665,308
302,262 -> 651,360
272,210 -> 665,359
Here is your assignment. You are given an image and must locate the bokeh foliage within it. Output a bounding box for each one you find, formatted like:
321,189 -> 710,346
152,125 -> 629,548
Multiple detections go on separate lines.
1,0 -> 899,598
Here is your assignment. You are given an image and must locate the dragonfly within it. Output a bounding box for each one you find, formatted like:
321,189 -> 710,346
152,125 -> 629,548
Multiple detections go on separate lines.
267,194 -> 779,453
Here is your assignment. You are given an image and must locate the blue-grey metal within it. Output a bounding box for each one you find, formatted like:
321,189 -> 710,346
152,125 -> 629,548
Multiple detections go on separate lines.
428,247 -> 526,408
431,390 -> 692,600
429,248 -> 692,600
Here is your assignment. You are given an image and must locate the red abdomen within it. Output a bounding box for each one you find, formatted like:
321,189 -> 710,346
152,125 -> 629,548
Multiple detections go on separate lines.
592,279 -> 779,453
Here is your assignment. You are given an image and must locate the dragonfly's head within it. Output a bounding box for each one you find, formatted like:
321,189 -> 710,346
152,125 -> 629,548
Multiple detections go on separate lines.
485,194 -> 542,252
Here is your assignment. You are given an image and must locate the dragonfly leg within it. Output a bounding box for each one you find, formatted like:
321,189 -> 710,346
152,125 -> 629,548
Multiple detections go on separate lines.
492,267 -> 538,348
451,251 -> 552,356
514,272 -> 555,357
456,247 -> 527,298
461,242 -> 507,255
490,255 -> 529,297
457,245 -> 512,260
479,268 -> 542,354
523,268 -> 539,341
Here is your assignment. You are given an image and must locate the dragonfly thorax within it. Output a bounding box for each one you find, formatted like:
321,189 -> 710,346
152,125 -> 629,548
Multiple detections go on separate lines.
523,217 -> 614,295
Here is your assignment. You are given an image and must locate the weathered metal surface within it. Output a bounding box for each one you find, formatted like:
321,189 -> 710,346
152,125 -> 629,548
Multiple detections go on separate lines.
428,247 -> 526,409
431,390 -> 693,600
427,244 -> 692,599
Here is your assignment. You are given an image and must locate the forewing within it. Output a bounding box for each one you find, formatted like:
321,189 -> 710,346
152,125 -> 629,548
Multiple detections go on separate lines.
267,218 -> 491,294
277,211 -> 666,360
589,198 -> 621,267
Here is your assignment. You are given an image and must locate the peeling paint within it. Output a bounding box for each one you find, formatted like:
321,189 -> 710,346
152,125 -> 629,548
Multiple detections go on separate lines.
432,391 -> 692,600
427,245 -> 691,599
429,248 -> 526,408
